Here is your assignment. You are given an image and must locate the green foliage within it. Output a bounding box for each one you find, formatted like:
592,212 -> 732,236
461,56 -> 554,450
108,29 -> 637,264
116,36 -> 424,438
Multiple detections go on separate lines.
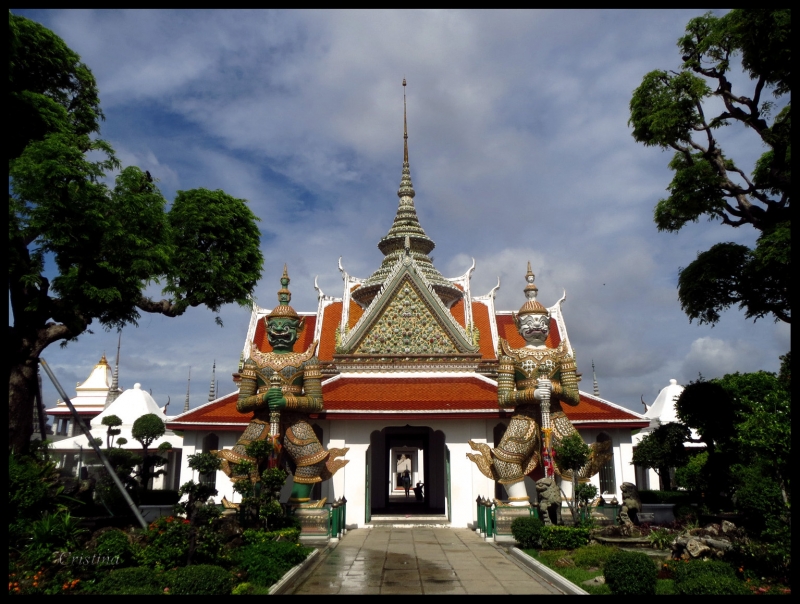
554,432 -> 591,520
540,526 -> 590,550
101,415 -> 122,447
101,415 -> 123,427
241,527 -> 301,544
631,423 -> 691,489
232,447 -> 291,530
131,414 -> 166,449
164,189 -> 263,316
665,559 -> 750,595
675,452 -> 709,492
511,516 -> 544,549
92,529 -> 136,567
232,582 -> 272,595
677,575 -> 751,596
648,527 -> 676,550
604,550 -> 658,595
628,9 -> 791,326
24,512 -> 88,568
8,12 -> 263,452
164,564 -> 234,595
571,544 -> 617,569
8,448 -> 63,548
86,567 -> 165,595
137,515 -> 191,570
637,489 -> 700,505
554,432 -> 591,472
232,540 -> 312,587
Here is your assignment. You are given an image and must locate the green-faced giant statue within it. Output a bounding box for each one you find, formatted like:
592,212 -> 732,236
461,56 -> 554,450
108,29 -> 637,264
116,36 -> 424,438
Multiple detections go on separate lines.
218,266 -> 348,507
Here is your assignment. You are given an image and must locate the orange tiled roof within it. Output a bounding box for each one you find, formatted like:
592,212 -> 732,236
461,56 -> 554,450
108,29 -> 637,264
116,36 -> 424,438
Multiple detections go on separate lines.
568,392 -> 646,424
323,376 -> 497,411
167,381 -> 646,430
167,392 -> 251,429
472,302 -> 496,359
317,302 -> 342,362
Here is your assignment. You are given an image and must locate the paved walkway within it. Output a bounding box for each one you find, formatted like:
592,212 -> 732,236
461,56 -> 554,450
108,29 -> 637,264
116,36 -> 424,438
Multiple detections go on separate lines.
285,528 -> 565,595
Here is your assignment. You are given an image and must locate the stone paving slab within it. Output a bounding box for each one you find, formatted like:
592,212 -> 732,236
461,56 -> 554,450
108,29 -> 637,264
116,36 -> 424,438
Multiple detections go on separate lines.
284,527 -> 566,595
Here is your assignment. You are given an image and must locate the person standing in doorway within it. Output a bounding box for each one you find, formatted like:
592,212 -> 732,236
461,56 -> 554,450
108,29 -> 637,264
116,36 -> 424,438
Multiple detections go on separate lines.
402,470 -> 412,497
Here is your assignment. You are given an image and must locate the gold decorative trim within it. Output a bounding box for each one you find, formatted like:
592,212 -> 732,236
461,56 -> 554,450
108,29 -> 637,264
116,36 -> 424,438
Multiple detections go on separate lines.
249,340 -> 319,371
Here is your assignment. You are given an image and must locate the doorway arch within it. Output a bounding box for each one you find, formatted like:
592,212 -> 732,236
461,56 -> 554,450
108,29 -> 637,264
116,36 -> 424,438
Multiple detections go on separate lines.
367,425 -> 446,515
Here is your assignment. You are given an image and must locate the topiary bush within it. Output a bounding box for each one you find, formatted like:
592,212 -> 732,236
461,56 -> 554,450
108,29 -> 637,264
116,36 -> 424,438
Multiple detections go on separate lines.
164,564 -> 234,595
540,526 -> 590,550
604,551 -> 658,595
511,516 -> 544,549
571,544 -> 617,569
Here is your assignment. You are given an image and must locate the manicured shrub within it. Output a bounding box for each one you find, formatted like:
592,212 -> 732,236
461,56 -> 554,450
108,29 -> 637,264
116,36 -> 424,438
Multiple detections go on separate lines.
540,526 -> 589,550
604,551 -> 658,595
232,541 -> 312,587
571,544 -> 616,569
92,529 -> 136,566
676,574 -> 750,595
511,516 -> 544,549
232,582 -> 273,595
668,559 -> 737,583
164,564 -> 234,595
667,558 -> 749,594
241,527 -> 301,544
87,566 -> 164,595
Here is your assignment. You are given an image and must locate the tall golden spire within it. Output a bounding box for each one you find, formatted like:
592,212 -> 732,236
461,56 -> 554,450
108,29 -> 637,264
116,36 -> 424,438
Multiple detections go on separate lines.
403,78 -> 408,164
351,79 -> 463,309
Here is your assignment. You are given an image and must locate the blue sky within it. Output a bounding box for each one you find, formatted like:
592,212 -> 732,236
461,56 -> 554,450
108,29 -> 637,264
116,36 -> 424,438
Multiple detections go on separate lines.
13,9 -> 789,415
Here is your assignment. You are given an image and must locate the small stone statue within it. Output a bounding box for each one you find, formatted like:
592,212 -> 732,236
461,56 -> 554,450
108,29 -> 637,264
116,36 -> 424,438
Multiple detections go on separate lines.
618,482 -> 642,527
536,477 -> 563,526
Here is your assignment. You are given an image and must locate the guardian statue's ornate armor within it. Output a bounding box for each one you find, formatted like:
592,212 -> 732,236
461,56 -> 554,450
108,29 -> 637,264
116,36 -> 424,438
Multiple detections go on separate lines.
218,267 -> 348,506
468,264 -> 609,508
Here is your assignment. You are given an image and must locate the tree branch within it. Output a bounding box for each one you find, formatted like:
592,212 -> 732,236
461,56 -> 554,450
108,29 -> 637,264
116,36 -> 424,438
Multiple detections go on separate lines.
136,296 -> 185,317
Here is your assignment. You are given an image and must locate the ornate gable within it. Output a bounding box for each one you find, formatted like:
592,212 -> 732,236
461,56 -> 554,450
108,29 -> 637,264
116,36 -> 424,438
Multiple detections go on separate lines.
340,257 -> 478,357
354,276 -> 460,355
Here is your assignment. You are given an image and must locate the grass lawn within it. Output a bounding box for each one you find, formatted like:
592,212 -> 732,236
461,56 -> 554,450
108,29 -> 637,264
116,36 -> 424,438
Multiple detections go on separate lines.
524,546 -> 676,595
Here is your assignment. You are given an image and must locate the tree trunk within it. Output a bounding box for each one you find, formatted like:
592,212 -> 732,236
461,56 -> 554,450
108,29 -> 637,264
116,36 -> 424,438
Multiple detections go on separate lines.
8,351 -> 38,454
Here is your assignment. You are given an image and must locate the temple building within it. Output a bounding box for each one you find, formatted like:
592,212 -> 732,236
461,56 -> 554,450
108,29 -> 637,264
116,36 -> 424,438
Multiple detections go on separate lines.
168,90 -> 647,528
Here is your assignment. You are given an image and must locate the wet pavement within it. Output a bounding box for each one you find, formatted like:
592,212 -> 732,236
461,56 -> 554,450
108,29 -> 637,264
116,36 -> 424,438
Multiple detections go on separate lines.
285,527 -> 566,595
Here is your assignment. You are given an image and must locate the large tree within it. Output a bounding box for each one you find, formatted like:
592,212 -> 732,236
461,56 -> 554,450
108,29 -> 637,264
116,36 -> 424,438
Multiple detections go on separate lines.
8,13 -> 264,453
629,9 -> 790,325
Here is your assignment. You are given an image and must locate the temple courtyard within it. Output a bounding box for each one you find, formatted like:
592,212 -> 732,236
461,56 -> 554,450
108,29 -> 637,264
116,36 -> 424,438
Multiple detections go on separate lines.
282,527 -> 565,595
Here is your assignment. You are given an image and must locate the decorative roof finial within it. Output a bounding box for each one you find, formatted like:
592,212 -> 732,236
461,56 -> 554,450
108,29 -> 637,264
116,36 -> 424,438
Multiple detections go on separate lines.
208,360 -> 216,402
397,79 -> 415,200
403,78 -> 408,164
183,367 -> 191,413
592,360 -> 599,397
104,332 -> 123,408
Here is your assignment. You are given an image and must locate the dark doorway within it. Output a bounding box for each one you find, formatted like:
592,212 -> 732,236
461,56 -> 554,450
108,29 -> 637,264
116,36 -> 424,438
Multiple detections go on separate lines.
368,425 -> 446,516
